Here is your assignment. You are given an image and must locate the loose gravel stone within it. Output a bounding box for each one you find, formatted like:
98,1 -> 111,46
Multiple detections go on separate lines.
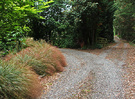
39,49 -> 125,99
39,37 -> 126,99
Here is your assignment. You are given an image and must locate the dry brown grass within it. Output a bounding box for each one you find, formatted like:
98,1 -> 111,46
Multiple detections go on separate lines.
51,46 -> 67,67
2,38 -> 67,98
23,67 -> 43,99
4,38 -> 67,75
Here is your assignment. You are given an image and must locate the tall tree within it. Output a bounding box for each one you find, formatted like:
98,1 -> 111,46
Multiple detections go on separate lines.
28,0 -> 116,48
67,0 -> 115,47
114,0 -> 135,41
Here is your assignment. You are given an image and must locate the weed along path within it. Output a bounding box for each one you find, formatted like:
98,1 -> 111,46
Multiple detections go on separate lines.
39,37 -> 129,99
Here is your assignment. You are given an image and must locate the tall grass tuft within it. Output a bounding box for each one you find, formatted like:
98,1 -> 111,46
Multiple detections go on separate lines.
0,38 -> 67,98
0,60 -> 42,99
5,38 -> 67,76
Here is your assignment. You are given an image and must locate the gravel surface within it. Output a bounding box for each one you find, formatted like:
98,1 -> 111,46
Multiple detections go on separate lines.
39,37 -> 126,99
39,50 -> 97,99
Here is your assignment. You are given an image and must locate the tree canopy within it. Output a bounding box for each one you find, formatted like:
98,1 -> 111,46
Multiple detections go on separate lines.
0,0 -> 134,55
114,0 -> 135,41
29,0 -> 116,48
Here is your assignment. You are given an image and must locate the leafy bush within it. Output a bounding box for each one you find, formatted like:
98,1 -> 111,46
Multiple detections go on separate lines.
96,44 -> 103,49
0,60 -> 42,99
51,33 -> 77,48
0,0 -> 53,55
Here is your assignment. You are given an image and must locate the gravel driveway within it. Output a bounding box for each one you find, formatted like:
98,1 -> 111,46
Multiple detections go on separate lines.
39,37 -> 127,99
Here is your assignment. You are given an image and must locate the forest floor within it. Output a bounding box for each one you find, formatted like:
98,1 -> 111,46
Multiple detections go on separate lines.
39,37 -> 135,99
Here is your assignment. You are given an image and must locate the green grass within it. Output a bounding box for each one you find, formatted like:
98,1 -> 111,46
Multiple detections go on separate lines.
0,60 -> 42,99
14,54 -> 49,75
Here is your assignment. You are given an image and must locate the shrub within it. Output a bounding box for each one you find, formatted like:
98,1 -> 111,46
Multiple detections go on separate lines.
0,60 -> 42,99
96,44 -> 103,49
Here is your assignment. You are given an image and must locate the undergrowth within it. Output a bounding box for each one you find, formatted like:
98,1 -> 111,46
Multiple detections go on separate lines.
13,38 -> 67,75
129,40 -> 135,47
1,37 -> 67,98
0,60 -> 42,99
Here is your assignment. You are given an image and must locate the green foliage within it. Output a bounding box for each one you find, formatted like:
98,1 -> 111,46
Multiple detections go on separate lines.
51,33 -> 77,48
65,0 -> 115,47
28,0 -> 115,48
15,54 -> 48,75
114,0 -> 135,41
28,0 -> 76,47
0,0 -> 53,55
98,0 -> 116,43
71,0 -> 99,46
96,44 -> 103,49
0,60 -> 38,99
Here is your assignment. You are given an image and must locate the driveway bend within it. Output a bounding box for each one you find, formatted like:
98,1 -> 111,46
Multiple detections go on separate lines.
39,43 -> 125,99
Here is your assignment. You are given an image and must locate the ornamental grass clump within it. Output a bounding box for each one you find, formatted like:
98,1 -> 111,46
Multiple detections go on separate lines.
18,39 -> 67,75
0,60 -> 42,99
6,38 -> 67,76
1,38 -> 67,98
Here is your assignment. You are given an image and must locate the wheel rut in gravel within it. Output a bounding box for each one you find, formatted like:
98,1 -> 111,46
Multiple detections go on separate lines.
39,37 -> 127,99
